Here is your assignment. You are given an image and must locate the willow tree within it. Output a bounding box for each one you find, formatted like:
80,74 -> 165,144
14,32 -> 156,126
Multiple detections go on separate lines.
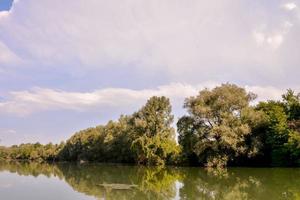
131,96 -> 180,165
177,84 -> 266,167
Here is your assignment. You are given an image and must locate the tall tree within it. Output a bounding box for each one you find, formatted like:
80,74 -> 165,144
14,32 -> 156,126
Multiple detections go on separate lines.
131,96 -> 180,165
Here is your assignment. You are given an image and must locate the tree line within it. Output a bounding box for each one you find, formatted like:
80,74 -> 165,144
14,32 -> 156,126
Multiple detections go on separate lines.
0,83 -> 299,167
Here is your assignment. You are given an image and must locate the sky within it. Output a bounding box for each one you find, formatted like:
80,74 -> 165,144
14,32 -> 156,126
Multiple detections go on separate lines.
0,0 -> 299,146
0,0 -> 12,11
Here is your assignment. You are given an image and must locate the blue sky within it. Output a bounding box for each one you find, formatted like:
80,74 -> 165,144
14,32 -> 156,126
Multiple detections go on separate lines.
0,0 -> 300,145
0,0 -> 13,11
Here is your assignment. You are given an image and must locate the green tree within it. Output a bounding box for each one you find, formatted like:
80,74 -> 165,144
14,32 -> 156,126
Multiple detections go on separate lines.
58,96 -> 179,166
282,90 -> 300,165
256,90 -> 300,166
282,89 -> 300,120
131,96 -> 180,165
256,101 -> 290,166
178,84 -> 266,167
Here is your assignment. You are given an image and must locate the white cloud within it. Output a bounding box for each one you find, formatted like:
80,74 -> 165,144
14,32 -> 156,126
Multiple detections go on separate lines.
283,2 -> 297,11
253,31 -> 284,49
252,19 -> 295,49
0,83 -> 201,116
0,83 -> 293,116
0,0 -> 299,84
0,0 -> 299,146
0,41 -> 20,65
253,31 -> 266,45
0,11 -> 9,19
245,85 -> 286,102
0,129 -> 16,135
267,34 -> 284,49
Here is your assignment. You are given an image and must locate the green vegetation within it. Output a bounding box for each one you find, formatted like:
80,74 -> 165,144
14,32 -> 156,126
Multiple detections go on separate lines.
177,84 -> 267,167
256,89 -> 300,166
0,84 -> 300,167
53,96 -> 178,166
0,142 -> 64,161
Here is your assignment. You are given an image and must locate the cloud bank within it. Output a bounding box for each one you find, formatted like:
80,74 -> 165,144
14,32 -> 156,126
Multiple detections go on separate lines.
0,0 -> 299,85
0,83 -> 292,116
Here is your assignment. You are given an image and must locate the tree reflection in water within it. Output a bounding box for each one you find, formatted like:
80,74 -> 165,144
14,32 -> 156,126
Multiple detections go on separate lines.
1,161 -> 300,200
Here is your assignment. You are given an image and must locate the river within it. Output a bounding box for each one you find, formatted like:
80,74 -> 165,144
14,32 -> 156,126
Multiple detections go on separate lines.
0,161 -> 299,199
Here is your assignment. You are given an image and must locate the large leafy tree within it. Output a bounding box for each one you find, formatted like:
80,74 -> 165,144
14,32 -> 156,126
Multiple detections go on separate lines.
177,84 -> 266,167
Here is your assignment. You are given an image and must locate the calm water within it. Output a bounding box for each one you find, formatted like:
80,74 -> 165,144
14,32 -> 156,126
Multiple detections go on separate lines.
0,162 -> 300,200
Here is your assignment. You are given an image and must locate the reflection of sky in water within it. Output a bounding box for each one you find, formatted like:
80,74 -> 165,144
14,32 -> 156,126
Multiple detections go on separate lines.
174,181 -> 184,200
0,171 -> 185,200
0,172 -> 95,200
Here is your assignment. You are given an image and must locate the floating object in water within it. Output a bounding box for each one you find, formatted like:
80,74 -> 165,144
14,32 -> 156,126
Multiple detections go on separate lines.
97,183 -> 138,190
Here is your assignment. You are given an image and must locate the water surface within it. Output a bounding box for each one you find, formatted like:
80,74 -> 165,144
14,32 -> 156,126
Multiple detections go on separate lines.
0,161 -> 300,200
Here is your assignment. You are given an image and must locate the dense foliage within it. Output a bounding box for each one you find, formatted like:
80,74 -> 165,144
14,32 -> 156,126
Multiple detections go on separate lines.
57,96 -> 179,166
0,142 -> 64,161
0,84 -> 299,167
177,84 -> 267,167
177,84 -> 300,167
256,89 -> 300,166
